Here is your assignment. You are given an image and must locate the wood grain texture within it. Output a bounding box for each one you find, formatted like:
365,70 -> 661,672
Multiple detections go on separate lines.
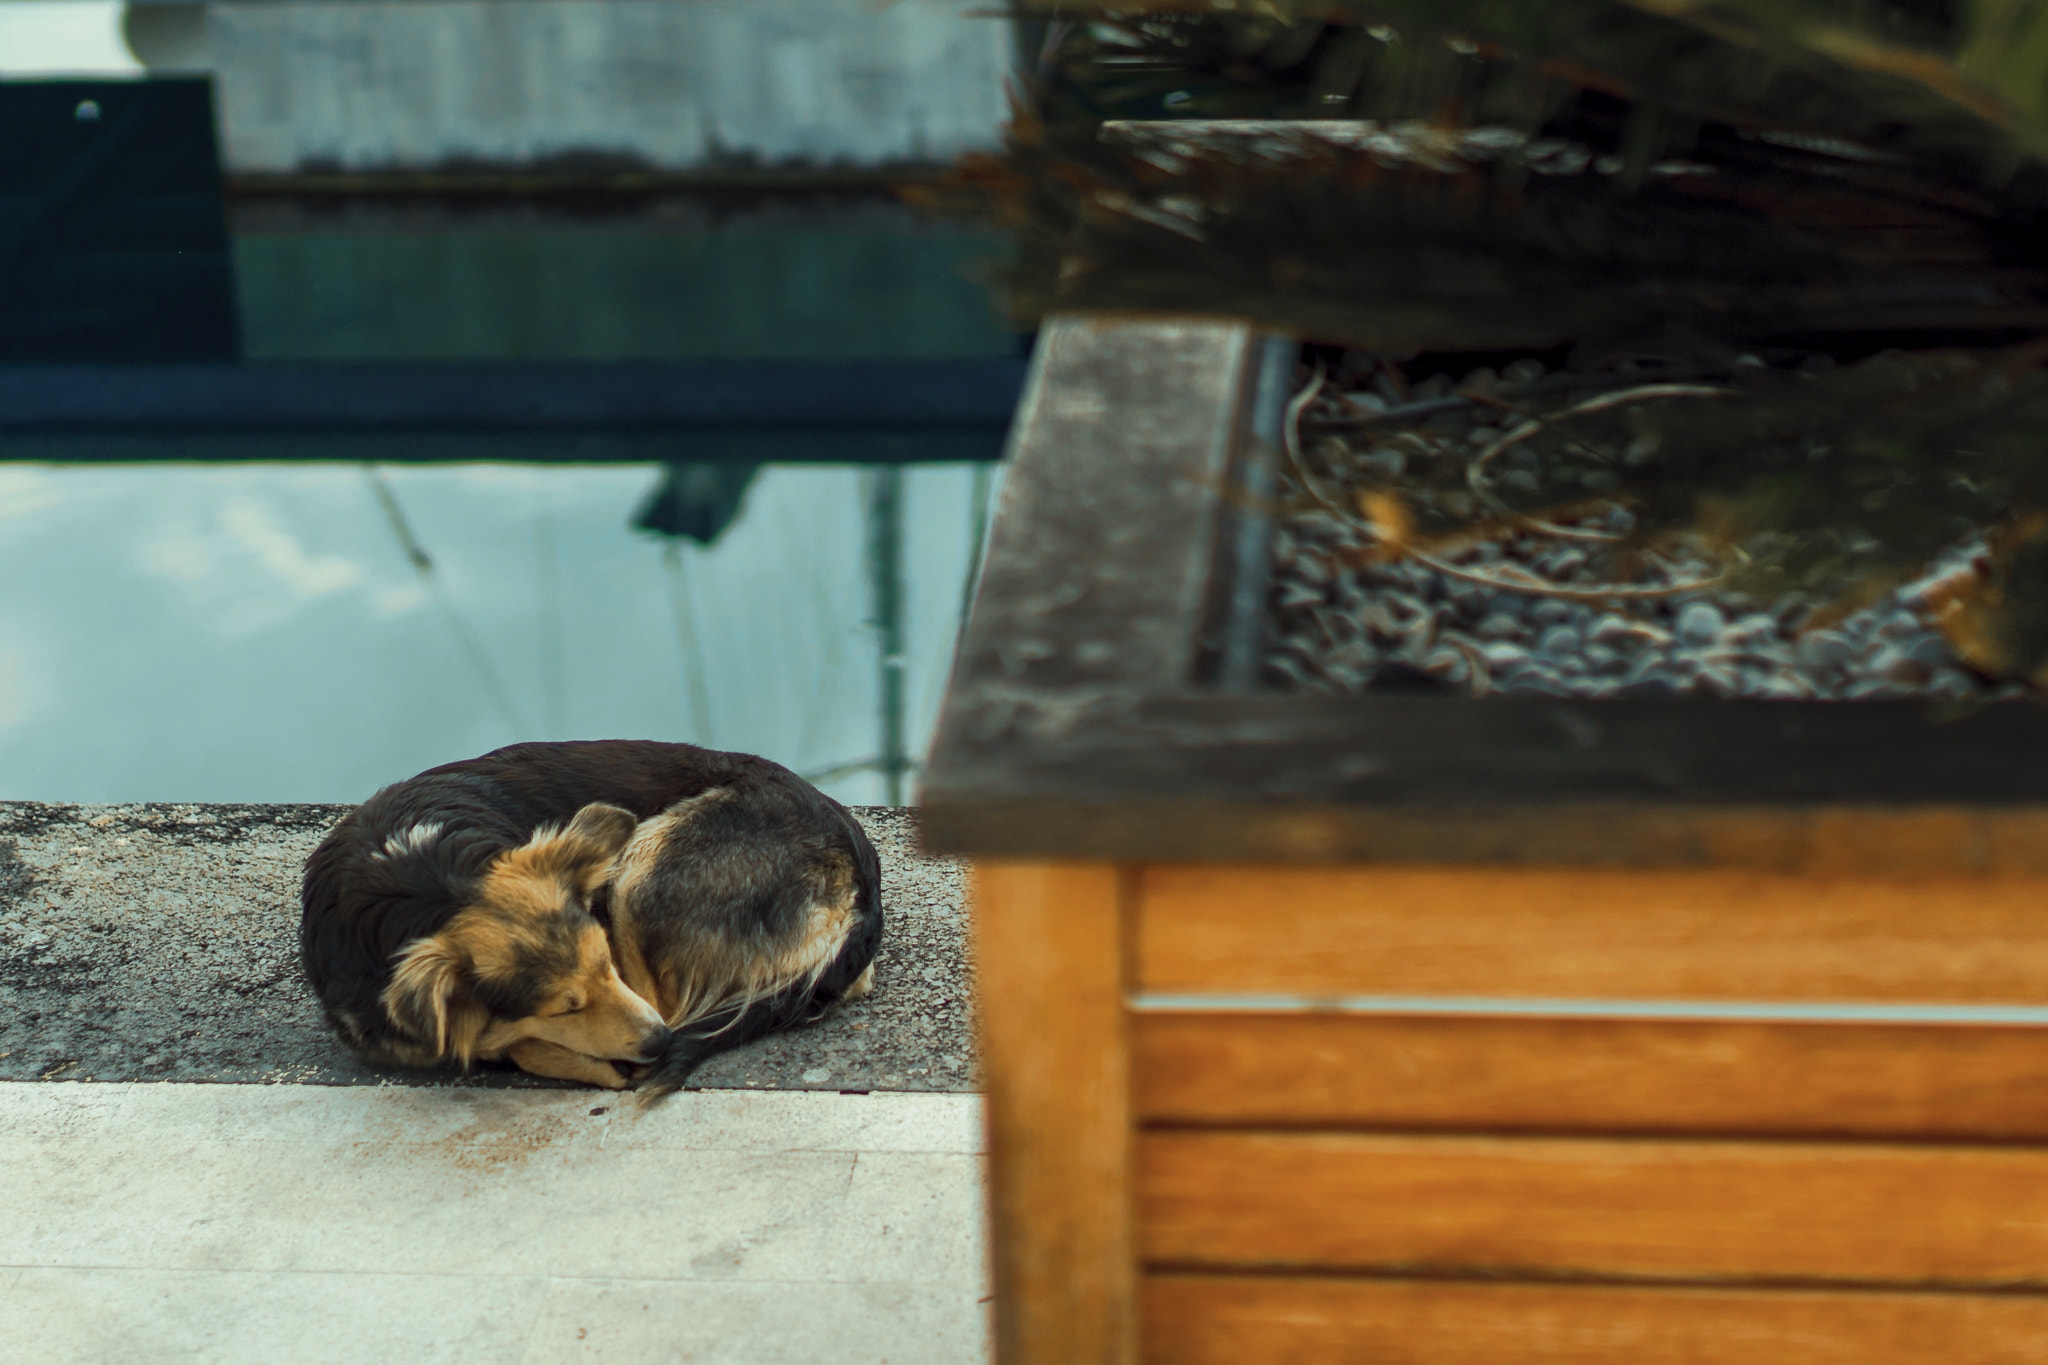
919,316 -> 1259,764
1132,1011 -> 2048,1139
974,862 -> 1138,1365
1139,1131 -> 2048,1286
1137,864 -> 2048,1001
1142,1275 -> 2048,1364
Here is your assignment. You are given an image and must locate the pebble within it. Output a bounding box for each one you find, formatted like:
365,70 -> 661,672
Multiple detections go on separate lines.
1586,614 -> 1638,646
1675,602 -> 1725,648
1275,580 -> 1325,609
1796,631 -> 1856,672
1581,642 -> 1622,673
1872,648 -> 1929,686
1422,646 -> 1472,685
1725,613 -> 1778,644
1482,641 -> 1531,669
1901,635 -> 1952,668
1475,611 -> 1523,639
1359,447 -> 1406,476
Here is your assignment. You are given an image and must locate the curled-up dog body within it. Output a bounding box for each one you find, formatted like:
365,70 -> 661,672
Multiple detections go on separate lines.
299,740 -> 884,1092
607,775 -> 882,1097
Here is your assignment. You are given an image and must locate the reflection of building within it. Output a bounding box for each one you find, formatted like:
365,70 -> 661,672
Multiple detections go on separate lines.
230,196 -> 1012,362
1,1 -> 1017,805
121,0 -> 1010,181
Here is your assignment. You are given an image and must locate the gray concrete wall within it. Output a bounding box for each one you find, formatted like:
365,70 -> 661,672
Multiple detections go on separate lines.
0,802 -> 974,1091
135,0 -> 1012,175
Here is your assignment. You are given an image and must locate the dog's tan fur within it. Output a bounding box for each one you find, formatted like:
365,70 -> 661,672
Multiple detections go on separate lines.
377,803 -> 667,1089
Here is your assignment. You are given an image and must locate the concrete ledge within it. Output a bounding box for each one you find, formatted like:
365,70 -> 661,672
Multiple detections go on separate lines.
0,804 -> 973,1092
0,1083 -> 989,1364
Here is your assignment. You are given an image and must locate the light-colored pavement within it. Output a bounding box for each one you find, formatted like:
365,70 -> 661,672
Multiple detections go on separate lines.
0,1082 -> 990,1364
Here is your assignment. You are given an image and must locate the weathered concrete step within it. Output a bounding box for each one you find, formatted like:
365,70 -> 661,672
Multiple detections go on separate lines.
0,804 -> 973,1092
0,1082 -> 989,1364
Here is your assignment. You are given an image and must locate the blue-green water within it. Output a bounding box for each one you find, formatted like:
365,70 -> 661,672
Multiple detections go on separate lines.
0,460 -> 995,805
0,199 -> 1015,805
228,203 -> 1013,362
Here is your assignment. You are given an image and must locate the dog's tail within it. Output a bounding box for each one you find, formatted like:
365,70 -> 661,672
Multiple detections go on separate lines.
637,896 -> 882,1102
634,976 -> 835,1101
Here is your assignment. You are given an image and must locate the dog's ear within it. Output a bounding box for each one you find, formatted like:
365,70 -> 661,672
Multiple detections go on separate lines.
383,934 -> 489,1065
564,802 -> 637,861
509,802 -> 638,896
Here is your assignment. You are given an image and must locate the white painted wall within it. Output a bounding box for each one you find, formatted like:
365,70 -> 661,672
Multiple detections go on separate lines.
197,0 -> 1010,174
0,0 -> 142,74
0,0 -> 1010,172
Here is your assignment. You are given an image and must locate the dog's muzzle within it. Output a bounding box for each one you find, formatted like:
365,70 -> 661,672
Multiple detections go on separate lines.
634,1024 -> 673,1064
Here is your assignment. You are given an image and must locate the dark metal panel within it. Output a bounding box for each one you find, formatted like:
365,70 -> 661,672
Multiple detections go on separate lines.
0,426 -> 1009,465
0,78 -> 237,362
0,359 -> 1026,432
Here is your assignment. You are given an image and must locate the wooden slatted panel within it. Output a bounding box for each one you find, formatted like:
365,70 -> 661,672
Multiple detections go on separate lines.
974,862 -> 1139,1365
1132,1012 -> 2048,1138
1142,1275 -> 2048,1364
1139,1131 -> 2048,1286
1137,865 -> 2048,1000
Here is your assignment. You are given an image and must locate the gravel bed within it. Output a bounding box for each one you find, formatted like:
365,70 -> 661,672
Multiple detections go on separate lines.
1265,463 -> 2020,703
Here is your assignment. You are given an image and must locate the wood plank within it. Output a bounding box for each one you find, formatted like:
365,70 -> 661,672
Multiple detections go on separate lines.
922,315 -> 1261,767
1137,864 -> 2048,1001
974,861 -> 1138,1365
1140,1131 -> 2048,1286
1133,1012 -> 2048,1139
923,693 -> 2048,870
1143,1274 -> 2048,1365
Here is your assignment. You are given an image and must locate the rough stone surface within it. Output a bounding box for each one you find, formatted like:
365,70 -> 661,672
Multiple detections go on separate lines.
0,804 -> 974,1093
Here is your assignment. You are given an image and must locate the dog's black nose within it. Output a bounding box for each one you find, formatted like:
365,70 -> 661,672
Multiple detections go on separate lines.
637,1024 -> 673,1062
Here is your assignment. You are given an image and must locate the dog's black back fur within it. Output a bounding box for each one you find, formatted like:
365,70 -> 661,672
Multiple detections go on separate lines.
626,775 -> 886,1094
301,740 -> 884,1072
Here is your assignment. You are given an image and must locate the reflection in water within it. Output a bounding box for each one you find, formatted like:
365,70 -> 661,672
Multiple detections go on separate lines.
0,460 -> 996,805
2,170 -> 1017,804
228,198 -> 1013,363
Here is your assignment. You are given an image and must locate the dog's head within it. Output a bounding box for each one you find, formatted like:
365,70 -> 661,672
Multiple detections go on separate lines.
379,802 -> 669,1069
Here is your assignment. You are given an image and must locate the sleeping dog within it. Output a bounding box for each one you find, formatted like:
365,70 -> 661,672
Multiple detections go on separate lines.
299,740 -> 882,1093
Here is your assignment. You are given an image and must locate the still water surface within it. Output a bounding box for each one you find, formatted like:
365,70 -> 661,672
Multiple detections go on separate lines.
0,172 -> 1015,805
0,459 -> 995,805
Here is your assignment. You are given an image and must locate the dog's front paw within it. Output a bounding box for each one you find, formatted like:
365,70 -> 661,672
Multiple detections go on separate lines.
505,1038 -> 633,1089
